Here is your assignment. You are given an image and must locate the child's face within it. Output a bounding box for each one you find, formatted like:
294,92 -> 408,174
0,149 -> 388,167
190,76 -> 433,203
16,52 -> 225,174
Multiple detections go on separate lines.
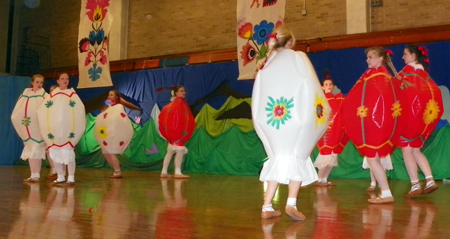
175,87 -> 186,98
402,49 -> 416,65
108,91 -> 119,101
31,77 -> 44,91
366,50 -> 383,69
322,79 -> 334,93
57,74 -> 69,89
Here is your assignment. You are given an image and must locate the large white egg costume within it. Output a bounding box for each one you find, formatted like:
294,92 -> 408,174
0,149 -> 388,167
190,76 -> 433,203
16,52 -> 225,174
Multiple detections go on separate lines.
11,88 -> 47,160
94,104 -> 133,154
252,49 -> 330,186
36,88 -> 86,164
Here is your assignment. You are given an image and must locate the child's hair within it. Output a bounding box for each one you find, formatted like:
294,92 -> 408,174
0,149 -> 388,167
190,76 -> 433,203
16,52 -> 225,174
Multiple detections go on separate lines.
321,69 -> 334,86
256,26 -> 296,71
156,85 -> 184,96
405,44 -> 430,72
49,85 -> 58,93
365,46 -> 389,65
31,74 -> 44,82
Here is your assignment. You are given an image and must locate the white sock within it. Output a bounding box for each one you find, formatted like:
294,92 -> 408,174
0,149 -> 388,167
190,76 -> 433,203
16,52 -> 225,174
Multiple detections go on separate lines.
287,197 -> 297,207
262,204 -> 275,212
31,173 -> 40,179
57,174 -> 65,182
380,190 -> 392,198
68,175 -> 75,182
370,182 -> 376,187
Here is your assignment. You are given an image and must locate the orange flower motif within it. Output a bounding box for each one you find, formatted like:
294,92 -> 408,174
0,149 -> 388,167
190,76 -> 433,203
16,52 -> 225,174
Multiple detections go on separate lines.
357,105 -> 368,118
238,23 -> 253,39
240,43 -> 256,66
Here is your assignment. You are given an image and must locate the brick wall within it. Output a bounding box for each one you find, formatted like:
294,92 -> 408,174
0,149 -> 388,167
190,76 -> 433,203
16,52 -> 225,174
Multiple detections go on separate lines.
17,0 -> 450,69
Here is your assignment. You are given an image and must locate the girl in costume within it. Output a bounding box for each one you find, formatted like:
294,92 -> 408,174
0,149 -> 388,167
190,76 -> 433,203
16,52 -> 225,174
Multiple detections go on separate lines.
341,47 -> 405,204
252,26 -> 330,220
37,73 -> 86,186
315,71 -> 348,186
396,45 -> 442,198
158,86 -> 195,179
94,89 -> 142,178
11,74 -> 47,182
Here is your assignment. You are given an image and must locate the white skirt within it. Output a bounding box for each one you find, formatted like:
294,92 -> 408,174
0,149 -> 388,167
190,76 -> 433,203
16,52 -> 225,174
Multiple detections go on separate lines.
362,155 -> 393,170
259,155 -> 318,186
314,153 -> 338,169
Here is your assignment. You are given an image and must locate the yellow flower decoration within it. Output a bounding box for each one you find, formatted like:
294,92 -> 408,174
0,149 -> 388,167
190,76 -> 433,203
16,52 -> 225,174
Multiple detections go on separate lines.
314,93 -> 328,129
97,126 -> 108,139
391,100 -> 402,117
423,99 -> 440,125
357,105 -> 368,118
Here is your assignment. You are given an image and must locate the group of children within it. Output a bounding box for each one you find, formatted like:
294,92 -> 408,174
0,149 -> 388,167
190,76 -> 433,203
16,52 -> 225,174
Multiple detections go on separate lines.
12,73 -> 193,185
252,25 -> 443,221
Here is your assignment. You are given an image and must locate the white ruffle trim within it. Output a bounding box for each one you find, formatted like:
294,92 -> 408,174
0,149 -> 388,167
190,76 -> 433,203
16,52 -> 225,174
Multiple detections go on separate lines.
48,148 -> 75,165
314,154 -> 338,169
362,155 -> 393,170
168,144 -> 188,154
259,155 -> 318,186
20,144 -> 46,160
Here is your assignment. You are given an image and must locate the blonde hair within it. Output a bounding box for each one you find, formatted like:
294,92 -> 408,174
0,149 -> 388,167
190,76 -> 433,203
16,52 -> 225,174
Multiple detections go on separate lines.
256,26 -> 296,71
365,46 -> 388,65
31,74 -> 44,82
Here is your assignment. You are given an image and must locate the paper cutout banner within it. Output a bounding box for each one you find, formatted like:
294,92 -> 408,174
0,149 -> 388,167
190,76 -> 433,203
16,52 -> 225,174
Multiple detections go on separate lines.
77,0 -> 113,88
236,0 -> 286,80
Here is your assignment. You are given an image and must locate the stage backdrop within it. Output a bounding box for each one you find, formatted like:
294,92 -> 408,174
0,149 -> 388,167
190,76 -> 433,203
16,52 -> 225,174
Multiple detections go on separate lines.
4,41 -> 450,180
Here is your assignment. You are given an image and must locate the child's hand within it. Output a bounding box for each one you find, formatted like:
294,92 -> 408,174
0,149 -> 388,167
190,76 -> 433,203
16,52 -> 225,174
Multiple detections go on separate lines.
134,116 -> 142,124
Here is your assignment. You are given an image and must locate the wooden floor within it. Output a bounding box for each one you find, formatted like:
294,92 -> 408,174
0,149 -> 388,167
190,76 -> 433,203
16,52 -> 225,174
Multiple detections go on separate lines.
0,166 -> 449,239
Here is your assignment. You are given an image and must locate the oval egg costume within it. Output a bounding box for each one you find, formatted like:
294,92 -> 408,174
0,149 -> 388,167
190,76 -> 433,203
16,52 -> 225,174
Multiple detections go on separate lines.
396,65 -> 443,147
11,88 -> 47,160
36,88 -> 86,164
94,104 -> 133,154
341,66 -> 405,158
252,49 -> 330,186
158,97 -> 195,147
317,92 -> 348,155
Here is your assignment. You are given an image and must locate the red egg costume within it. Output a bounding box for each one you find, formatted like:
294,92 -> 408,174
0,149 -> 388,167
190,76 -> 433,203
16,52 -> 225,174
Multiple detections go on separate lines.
395,64 -> 443,148
159,97 -> 195,147
317,92 -> 348,155
341,66 -> 405,158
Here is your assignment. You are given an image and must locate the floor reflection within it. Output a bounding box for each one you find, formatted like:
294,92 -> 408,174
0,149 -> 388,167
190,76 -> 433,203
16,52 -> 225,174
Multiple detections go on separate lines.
403,200 -> 437,239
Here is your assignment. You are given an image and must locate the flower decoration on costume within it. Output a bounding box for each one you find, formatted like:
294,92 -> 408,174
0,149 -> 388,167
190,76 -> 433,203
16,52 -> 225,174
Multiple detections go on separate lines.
45,100 -> 54,108
265,96 -> 294,130
69,100 -> 76,107
314,93 -> 328,129
78,0 -> 110,82
22,117 -> 31,126
385,49 -> 393,56
357,105 -> 368,118
423,99 -> 440,125
97,126 -> 108,139
47,133 -> 55,140
391,101 -> 402,117
68,132 -> 75,139
238,19 -> 282,67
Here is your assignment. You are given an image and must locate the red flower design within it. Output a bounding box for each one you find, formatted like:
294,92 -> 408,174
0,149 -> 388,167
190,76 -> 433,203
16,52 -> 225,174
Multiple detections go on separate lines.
86,0 -> 110,22
240,43 -> 256,66
85,52 -> 94,66
274,106 -> 285,117
99,51 -> 107,65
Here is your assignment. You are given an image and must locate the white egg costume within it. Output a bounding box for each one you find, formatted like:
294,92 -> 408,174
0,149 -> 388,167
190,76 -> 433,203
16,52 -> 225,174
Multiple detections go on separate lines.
37,88 -> 86,164
94,104 -> 133,154
252,49 -> 330,186
11,88 -> 47,160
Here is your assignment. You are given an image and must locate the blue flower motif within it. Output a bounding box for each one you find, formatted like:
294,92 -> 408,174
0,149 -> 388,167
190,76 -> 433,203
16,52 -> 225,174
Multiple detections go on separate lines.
88,63 -> 103,81
96,29 -> 105,45
265,96 -> 294,130
88,30 -> 97,45
253,20 -> 275,45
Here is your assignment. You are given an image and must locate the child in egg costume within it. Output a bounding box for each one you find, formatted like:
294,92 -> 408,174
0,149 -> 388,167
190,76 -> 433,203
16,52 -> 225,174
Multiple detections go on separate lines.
252,26 -> 330,220
11,74 -> 47,182
37,73 -> 86,186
